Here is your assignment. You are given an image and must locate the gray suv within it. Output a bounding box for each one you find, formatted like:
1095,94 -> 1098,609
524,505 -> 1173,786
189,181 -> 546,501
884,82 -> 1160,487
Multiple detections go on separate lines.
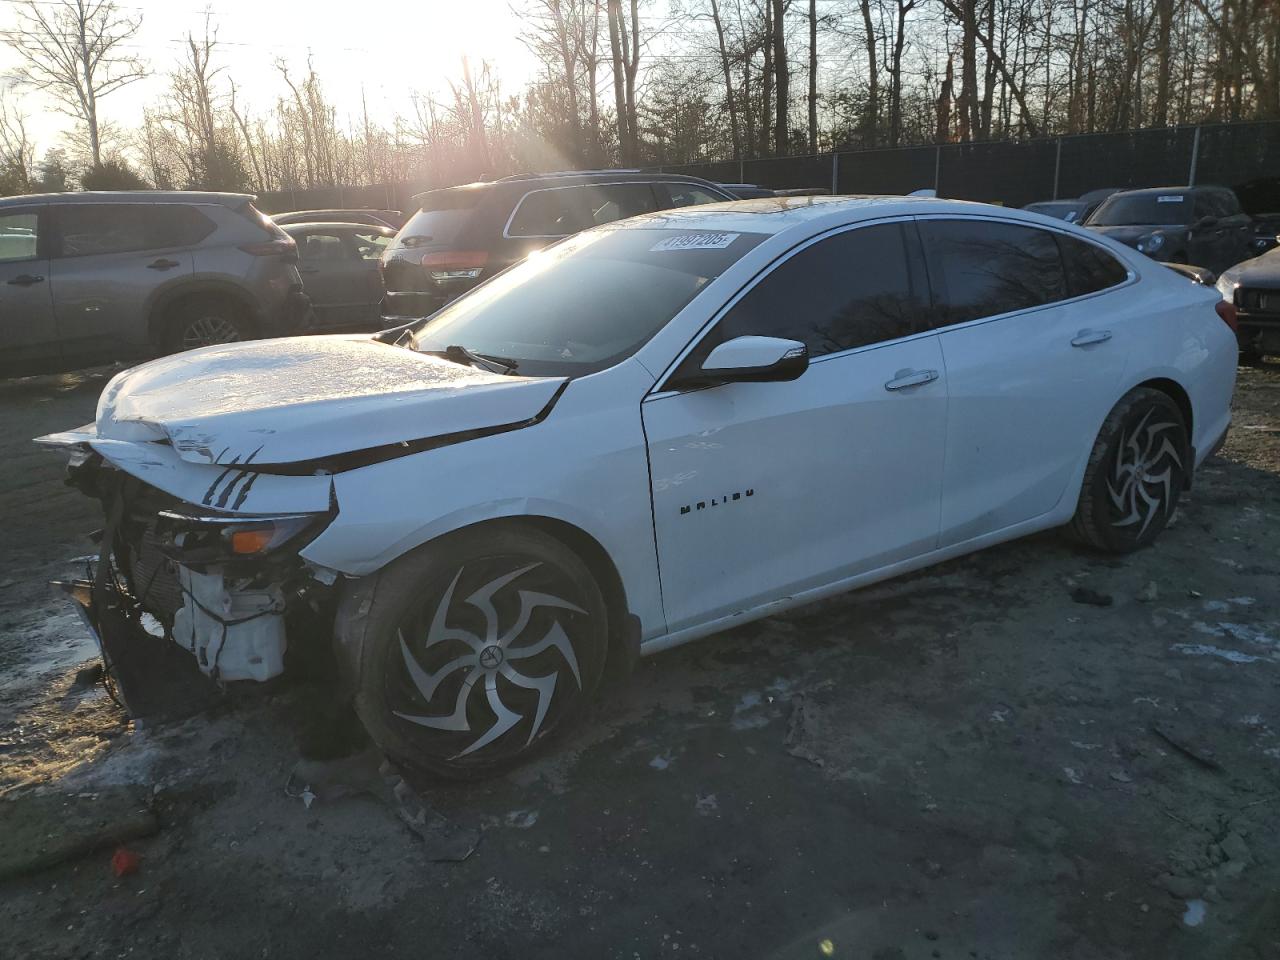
0,191 -> 309,376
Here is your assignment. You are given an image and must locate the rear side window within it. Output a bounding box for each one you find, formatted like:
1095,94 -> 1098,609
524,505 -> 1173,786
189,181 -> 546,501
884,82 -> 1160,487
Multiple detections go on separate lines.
712,222 -> 931,358
584,183 -> 658,225
55,204 -> 151,257
921,219 -> 1067,325
1057,234 -> 1128,297
506,187 -> 592,238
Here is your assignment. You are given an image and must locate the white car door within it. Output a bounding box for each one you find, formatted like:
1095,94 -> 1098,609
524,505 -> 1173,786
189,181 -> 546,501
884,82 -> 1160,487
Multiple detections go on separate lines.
642,221 -> 948,634
918,217 -> 1135,547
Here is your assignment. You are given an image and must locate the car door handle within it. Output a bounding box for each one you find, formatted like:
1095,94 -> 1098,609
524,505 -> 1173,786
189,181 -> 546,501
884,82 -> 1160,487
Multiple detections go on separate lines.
299,266 -> 320,274
1071,329 -> 1113,347
6,274 -> 44,286
884,369 -> 940,391
147,258 -> 180,270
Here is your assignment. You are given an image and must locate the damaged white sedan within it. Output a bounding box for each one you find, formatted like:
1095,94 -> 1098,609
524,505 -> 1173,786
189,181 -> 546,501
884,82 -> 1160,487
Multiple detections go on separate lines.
39,197 -> 1238,779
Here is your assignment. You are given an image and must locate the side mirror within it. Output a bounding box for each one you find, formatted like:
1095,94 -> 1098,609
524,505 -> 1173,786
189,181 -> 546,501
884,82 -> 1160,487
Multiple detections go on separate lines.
672,335 -> 809,389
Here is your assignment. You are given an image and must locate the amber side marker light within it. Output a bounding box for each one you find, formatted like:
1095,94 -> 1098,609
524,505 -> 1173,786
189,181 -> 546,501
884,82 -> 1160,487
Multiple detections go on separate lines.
230,528 -> 277,555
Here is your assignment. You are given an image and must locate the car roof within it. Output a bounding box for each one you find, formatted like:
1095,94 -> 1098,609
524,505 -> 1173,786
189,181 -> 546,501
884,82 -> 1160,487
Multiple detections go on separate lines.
0,190 -> 254,207
1105,185 -> 1224,198
282,221 -> 395,232
412,170 -> 724,203
609,194 -> 1014,236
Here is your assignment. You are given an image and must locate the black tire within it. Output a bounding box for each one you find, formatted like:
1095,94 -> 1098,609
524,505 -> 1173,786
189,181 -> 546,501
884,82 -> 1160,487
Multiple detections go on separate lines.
1067,387 -> 1189,553
338,524 -> 609,781
163,296 -> 252,353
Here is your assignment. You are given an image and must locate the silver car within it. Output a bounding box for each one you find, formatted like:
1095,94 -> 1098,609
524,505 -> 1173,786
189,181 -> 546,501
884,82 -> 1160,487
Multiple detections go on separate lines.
0,191 -> 309,377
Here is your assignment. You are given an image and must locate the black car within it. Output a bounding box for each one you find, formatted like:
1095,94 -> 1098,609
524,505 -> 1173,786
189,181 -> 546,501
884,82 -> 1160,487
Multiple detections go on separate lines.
1085,185 -> 1253,273
1218,248 -> 1280,361
380,171 -> 734,320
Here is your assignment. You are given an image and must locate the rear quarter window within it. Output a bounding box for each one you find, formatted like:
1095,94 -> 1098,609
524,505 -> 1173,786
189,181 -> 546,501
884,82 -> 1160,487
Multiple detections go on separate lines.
1057,233 -> 1129,296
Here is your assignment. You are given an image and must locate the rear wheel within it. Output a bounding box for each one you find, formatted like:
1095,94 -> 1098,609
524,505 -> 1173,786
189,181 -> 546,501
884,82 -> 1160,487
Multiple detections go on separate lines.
163,296 -> 252,353
346,525 -> 609,781
1067,388 -> 1189,553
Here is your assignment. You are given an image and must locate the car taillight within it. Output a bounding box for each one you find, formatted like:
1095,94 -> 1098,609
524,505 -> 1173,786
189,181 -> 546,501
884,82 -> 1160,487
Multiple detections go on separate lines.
421,250 -> 488,281
239,239 -> 297,260
1215,300 -> 1238,332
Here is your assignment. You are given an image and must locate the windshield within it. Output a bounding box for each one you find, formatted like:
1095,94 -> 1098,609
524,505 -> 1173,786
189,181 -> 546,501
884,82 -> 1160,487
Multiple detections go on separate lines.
1088,193 -> 1192,226
409,227 -> 767,377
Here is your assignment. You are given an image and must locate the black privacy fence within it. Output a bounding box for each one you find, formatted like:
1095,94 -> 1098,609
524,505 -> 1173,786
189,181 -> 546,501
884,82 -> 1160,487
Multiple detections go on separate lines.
251,121 -> 1280,214
654,121 -> 1280,209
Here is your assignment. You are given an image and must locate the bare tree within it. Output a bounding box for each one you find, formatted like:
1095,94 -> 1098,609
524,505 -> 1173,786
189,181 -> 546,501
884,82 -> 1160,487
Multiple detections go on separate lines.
0,101 -> 36,193
4,0 -> 147,167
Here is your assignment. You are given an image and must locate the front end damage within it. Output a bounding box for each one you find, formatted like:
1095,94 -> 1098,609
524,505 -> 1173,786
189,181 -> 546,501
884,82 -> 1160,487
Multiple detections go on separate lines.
48,441 -> 340,715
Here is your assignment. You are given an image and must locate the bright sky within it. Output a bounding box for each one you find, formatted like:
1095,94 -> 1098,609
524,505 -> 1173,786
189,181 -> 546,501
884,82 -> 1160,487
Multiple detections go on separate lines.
0,0 -> 540,156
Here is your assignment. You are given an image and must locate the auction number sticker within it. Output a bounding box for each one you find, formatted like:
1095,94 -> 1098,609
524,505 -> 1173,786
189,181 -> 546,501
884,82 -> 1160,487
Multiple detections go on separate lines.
651,232 -> 740,252
1157,195 -> 1186,203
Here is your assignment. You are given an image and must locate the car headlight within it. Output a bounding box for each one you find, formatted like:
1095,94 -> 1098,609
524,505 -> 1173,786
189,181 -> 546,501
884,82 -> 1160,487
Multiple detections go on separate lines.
155,510 -> 332,562
1137,232 -> 1166,254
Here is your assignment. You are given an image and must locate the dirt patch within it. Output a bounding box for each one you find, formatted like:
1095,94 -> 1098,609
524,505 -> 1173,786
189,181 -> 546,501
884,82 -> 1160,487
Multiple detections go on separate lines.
1,364 -> 1279,959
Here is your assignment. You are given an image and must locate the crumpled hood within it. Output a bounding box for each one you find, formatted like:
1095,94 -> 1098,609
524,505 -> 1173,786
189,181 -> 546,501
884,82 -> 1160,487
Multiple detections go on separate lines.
95,335 -> 567,467
1220,248 -> 1280,290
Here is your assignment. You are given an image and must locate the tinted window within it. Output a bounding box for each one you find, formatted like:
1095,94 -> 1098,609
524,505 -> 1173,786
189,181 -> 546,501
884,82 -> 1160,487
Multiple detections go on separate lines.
585,183 -> 657,225
922,219 -> 1067,325
352,230 -> 391,260
395,190 -> 482,248
1193,192 -> 1217,219
507,187 -> 591,238
0,210 -> 38,262
660,184 -> 725,209
151,204 -> 216,247
56,204 -> 151,257
298,233 -> 350,261
411,228 -> 767,377
1088,193 -> 1192,226
713,223 -> 930,358
1216,190 -> 1241,216
1057,234 -> 1129,296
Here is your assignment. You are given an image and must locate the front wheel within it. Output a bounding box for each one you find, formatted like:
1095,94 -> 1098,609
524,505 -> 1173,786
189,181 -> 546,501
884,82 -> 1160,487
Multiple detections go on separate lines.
344,525 -> 610,781
1066,387 -> 1189,553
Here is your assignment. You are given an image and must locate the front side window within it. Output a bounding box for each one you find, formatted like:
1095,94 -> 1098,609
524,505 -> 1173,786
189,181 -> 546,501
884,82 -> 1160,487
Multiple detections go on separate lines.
56,204 -> 153,257
352,230 -> 391,259
1057,233 -> 1129,297
660,184 -> 726,209
0,210 -> 39,263
709,222 -> 930,358
506,187 -> 591,238
921,219 -> 1067,325
410,227 -> 767,377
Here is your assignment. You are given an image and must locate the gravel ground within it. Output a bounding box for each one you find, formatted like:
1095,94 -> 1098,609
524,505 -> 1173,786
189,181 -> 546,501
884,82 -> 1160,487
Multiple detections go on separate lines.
0,362 -> 1278,960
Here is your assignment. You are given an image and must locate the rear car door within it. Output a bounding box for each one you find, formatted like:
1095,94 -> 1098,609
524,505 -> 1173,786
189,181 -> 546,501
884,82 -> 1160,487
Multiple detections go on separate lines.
294,228 -> 378,328
919,217 -> 1133,546
0,204 -> 56,370
642,220 -> 947,633
49,203 -> 199,359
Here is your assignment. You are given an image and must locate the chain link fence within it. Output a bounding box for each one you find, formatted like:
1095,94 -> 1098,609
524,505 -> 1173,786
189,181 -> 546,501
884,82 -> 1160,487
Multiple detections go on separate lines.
657,121 -> 1280,209
251,121 -> 1280,215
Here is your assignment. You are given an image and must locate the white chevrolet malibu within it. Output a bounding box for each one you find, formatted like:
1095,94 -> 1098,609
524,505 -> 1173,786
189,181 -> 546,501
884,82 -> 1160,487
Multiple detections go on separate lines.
40,197 -> 1238,778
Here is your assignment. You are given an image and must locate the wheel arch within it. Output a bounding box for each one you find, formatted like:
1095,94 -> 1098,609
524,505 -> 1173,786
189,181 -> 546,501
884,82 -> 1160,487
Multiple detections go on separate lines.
145,279 -> 260,346
1133,376 -> 1193,441
331,513 -> 640,687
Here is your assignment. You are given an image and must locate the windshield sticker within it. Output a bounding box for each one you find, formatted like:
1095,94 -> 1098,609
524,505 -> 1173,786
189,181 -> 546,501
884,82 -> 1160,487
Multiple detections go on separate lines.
651,232 -> 740,252
1157,195 -> 1186,203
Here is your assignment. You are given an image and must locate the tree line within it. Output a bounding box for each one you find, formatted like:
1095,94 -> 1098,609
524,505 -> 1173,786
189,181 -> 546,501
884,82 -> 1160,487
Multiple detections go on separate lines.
0,0 -> 1276,197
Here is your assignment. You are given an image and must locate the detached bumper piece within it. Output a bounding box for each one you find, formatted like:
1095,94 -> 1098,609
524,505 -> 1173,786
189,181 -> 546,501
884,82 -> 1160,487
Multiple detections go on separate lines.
55,575 -> 221,722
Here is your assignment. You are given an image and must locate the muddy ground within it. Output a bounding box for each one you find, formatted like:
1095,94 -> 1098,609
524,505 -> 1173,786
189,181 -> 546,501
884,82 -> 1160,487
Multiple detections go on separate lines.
1,363 -> 1279,960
